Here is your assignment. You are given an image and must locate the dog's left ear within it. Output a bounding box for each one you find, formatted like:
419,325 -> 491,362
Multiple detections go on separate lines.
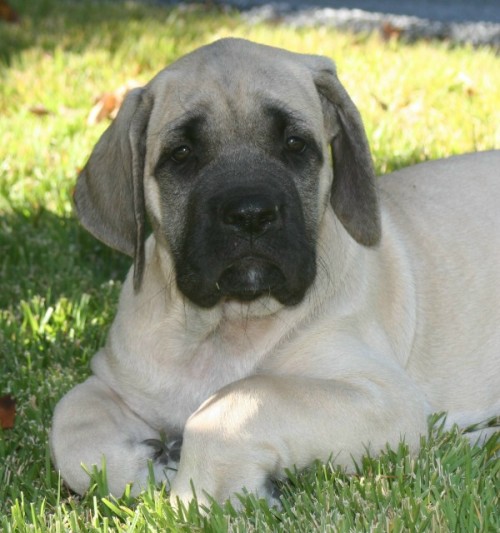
74,88 -> 153,290
304,56 -> 381,246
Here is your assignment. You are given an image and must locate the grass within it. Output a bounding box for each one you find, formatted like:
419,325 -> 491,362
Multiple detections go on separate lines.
0,0 -> 499,530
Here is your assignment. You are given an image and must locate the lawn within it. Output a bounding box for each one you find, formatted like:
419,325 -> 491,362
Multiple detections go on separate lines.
0,0 -> 499,531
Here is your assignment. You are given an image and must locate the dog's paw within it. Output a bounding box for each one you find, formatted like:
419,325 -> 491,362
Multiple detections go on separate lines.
143,436 -> 182,468
141,435 -> 182,489
259,478 -> 283,510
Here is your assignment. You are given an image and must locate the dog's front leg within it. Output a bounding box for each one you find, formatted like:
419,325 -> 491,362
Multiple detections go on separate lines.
51,375 -> 180,495
170,373 -> 428,507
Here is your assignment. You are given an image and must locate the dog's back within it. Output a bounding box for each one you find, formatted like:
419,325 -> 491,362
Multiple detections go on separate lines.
379,151 -> 500,428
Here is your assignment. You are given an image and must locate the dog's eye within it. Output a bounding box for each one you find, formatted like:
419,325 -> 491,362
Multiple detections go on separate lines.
285,136 -> 306,154
171,145 -> 191,163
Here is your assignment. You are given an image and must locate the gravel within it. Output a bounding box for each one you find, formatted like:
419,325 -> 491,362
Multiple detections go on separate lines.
157,0 -> 500,47
234,1 -> 500,46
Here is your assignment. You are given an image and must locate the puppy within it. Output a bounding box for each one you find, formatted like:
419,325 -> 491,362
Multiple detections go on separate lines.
51,38 -> 500,506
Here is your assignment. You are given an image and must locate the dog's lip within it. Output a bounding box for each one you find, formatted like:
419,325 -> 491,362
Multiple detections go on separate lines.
217,256 -> 285,302
176,251 -> 314,309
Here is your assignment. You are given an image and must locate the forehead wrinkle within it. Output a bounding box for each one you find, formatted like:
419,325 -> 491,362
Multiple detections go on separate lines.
261,97 -> 314,127
148,78 -> 324,159
145,115 -> 198,175
148,106 -> 210,165
259,96 -> 324,149
147,75 -> 214,133
166,112 -> 205,137
149,105 -> 206,138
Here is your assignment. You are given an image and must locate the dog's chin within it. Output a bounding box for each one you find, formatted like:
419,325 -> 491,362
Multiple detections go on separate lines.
218,257 -> 286,302
218,258 -> 298,317
220,293 -> 284,321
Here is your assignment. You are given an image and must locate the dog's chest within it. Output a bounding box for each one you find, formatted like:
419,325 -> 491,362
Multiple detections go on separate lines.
94,317 -> 278,432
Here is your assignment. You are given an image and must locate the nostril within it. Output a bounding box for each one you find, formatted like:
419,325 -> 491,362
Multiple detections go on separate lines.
222,196 -> 281,235
225,206 -> 277,227
224,209 -> 250,228
256,206 -> 278,225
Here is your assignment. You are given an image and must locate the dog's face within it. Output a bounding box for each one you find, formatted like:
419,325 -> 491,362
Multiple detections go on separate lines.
146,43 -> 329,308
74,39 -> 380,309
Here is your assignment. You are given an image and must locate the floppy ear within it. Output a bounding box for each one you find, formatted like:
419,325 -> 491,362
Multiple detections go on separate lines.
74,87 -> 153,290
309,59 -> 381,246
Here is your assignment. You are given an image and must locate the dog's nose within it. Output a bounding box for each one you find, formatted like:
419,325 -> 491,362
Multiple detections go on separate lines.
221,194 -> 281,236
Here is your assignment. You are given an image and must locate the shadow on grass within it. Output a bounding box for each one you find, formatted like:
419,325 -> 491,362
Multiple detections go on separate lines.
0,0 -> 227,66
0,208 -> 130,308
0,208 -> 133,514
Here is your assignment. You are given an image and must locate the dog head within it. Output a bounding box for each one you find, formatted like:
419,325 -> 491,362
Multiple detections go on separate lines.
74,38 -> 380,309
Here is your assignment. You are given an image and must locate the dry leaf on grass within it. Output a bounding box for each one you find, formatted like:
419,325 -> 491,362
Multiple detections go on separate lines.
0,0 -> 19,23
87,80 -> 141,125
29,104 -> 52,116
455,72 -> 477,98
0,394 -> 16,429
380,21 -> 404,41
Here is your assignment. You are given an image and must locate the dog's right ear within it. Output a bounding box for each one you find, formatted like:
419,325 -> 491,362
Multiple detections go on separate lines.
74,88 -> 153,290
301,55 -> 381,247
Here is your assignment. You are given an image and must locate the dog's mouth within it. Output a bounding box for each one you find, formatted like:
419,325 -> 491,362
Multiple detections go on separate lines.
217,257 -> 286,303
175,251 -> 313,309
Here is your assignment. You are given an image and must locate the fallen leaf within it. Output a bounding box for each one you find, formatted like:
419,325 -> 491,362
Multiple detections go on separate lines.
0,0 -> 19,23
87,80 -> 141,125
29,104 -> 52,116
380,21 -> 403,41
456,72 -> 477,97
0,394 -> 16,429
